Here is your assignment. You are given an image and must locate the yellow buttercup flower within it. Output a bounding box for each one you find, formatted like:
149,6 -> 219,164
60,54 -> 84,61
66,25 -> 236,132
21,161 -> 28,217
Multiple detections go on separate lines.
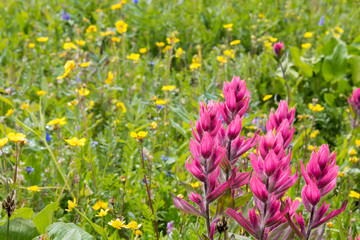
230,40 -> 241,46
100,31 -> 115,36
76,40 -> 85,46
57,60 -> 76,80
7,132 -> 27,143
66,198 -> 77,212
326,222 -> 333,228
304,32 -> 313,38
190,182 -> 202,188
115,20 -> 128,34
224,49 -> 234,59
308,145 -> 314,151
111,1 -> 126,10
28,43 -> 35,48
310,130 -> 319,138
86,25 -> 97,33
78,88 -> 90,96
190,62 -> 201,70
349,191 -> 360,199
338,172 -> 344,177
175,48 -> 183,58
335,27 -> 344,33
301,43 -> 312,49
20,103 -> 29,110
308,103 -> 324,112
217,56 -> 227,65
166,36 -> 180,45
269,37 -> 278,42
135,230 -> 142,236
139,48 -> 147,54
151,121 -> 157,129
126,221 -> 142,229
162,85 -> 176,91
349,157 -> 358,163
155,99 -> 166,105
105,71 -> 114,84
156,42 -> 165,47
356,139 -> 360,146
258,13 -> 265,19
263,95 -> 272,101
108,219 -> 126,229
27,185 -> 40,192
92,200 -> 109,210
0,138 -> 8,148
111,37 -> 121,42
350,149 -> 357,156
36,90 -> 47,96
130,131 -> 148,140
63,42 -> 77,50
47,117 -> 67,126
223,23 -> 233,29
79,61 -> 91,67
96,208 -> 109,217
5,109 -> 14,116
36,37 -> 49,42
127,53 -> 140,61
116,102 -> 127,113
65,137 -> 86,147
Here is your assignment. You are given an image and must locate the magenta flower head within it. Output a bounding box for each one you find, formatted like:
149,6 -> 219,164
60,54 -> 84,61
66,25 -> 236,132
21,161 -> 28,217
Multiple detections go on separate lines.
273,41 -> 284,57
301,181 -> 321,211
348,88 -> 360,113
301,145 -> 338,197
220,76 -> 250,125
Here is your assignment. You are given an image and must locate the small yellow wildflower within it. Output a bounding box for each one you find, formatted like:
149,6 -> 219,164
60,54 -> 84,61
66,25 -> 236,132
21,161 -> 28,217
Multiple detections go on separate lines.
349,157 -> 358,163
338,172 -> 344,177
75,40 -> 85,46
96,209 -> 109,217
304,32 -> 313,38
115,20 -> 128,34
175,48 -> 183,58
130,131 -> 148,140
116,102 -> 127,113
111,37 -> 121,42
350,149 -> 357,156
66,198 -> 77,212
335,27 -> 344,33
127,53 -> 140,61
20,103 -> 29,110
36,37 -> 49,42
151,121 -> 157,129
92,200 -> 109,210
86,25 -> 97,33
230,40 -> 241,46
7,132 -> 27,143
47,117 -> 67,126
57,60 -> 76,80
326,222 -> 333,228
139,48 -> 147,54
310,130 -> 319,138
217,56 -> 227,65
63,42 -> 77,50
177,194 -> 184,199
349,191 -> 360,199
162,85 -> 176,91
263,95 -> 272,101
308,103 -> 324,112
223,23 -> 233,29
190,182 -> 202,188
264,41 -> 272,48
269,37 -> 278,42
135,230 -> 143,236
65,137 -> 86,147
356,139 -> 360,146
36,90 -> 47,96
155,99 -> 166,105
79,62 -> 91,67
156,42 -> 165,47
100,31 -> 115,36
78,88 -> 90,96
190,62 -> 201,70
166,36 -> 180,45
224,49 -> 234,59
126,221 -> 142,229
111,1 -> 125,10
105,71 -> 114,84
27,185 -> 40,192
301,43 -> 312,49
5,109 -> 14,116
108,219 -> 126,229
28,43 -> 35,48
0,138 -> 8,148
308,145 -> 314,151
258,13 -> 265,19
162,45 -> 171,52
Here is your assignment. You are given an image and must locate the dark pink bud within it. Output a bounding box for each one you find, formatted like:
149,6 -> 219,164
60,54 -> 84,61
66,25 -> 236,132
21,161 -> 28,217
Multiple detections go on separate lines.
264,131 -> 275,149
250,173 -> 268,202
225,88 -> 237,112
264,150 -> 277,176
302,182 -> 321,209
227,115 -> 242,140
172,193 -> 203,217
200,132 -> 213,159
273,42 -> 284,57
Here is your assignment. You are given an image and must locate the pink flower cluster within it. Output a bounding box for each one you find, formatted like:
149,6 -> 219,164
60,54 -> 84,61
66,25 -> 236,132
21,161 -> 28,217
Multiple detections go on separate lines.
348,88 -> 360,128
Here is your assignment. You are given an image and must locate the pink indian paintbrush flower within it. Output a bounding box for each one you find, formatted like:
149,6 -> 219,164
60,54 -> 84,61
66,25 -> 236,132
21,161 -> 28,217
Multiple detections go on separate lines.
347,88 -> 360,128
273,42 -> 284,57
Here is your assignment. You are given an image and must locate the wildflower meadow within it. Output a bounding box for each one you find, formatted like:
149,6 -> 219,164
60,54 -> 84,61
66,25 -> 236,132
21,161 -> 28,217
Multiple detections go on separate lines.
1,0 -> 360,239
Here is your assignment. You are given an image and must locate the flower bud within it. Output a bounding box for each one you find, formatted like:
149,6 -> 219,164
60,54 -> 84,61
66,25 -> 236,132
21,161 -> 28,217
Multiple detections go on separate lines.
200,132 -> 213,159
227,115 -> 242,140
273,42 -> 284,57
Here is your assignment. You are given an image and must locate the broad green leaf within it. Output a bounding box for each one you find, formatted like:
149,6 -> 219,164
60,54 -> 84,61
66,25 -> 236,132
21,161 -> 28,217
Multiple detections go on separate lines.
62,229 -> 82,240
349,56 -> 360,84
321,43 -> 348,82
47,222 -> 94,240
0,218 -> 39,240
324,93 -> 336,108
10,208 -> 33,220
32,202 -> 59,234
290,47 -> 313,77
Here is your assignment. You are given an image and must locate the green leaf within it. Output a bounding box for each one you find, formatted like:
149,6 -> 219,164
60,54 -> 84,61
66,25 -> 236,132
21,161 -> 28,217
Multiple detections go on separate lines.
215,189 -> 235,218
324,93 -> 336,108
46,222 -> 94,240
32,202 -> 59,234
321,43 -> 348,82
0,218 -> 39,240
349,56 -> 360,84
290,47 -> 313,78
234,192 -> 252,208
10,208 -> 33,220
0,96 -> 13,107
109,231 -> 121,240
62,229 -> 82,240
